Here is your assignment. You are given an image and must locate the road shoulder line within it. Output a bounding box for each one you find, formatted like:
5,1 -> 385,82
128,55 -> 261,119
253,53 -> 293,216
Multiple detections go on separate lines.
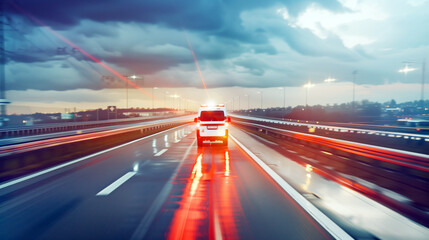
230,134 -> 353,240
0,125 -> 187,191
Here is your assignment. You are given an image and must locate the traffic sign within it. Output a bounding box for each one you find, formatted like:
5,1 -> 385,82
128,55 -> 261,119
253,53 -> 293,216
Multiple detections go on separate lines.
108,106 -> 117,112
61,113 -> 74,119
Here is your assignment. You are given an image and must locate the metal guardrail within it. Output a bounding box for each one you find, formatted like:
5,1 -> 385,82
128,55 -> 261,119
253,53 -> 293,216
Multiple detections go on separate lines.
230,115 -> 429,154
234,120 -> 429,172
0,114 -> 186,138
230,114 -> 429,138
232,119 -> 429,226
0,117 -> 192,182
0,117 -> 192,157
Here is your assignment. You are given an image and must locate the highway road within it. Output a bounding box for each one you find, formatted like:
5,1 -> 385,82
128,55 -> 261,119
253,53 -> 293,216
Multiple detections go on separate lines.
0,124 -> 338,240
1,124 -> 428,240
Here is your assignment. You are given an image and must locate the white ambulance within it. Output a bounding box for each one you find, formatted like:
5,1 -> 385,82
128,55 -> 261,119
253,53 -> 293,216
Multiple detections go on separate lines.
194,104 -> 231,147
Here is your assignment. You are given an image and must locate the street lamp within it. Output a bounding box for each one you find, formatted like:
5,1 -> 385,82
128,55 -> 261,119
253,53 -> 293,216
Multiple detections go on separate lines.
152,87 -> 158,109
164,91 -> 170,109
352,71 -> 357,111
323,77 -> 336,109
171,94 -> 180,110
303,81 -> 315,107
398,61 -> 426,105
244,94 -> 249,110
257,91 -> 263,109
232,97 -> 235,111
277,87 -> 286,108
125,74 -> 139,109
225,99 -> 231,111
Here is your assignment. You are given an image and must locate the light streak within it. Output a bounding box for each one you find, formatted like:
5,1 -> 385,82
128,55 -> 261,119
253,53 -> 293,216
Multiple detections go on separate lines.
184,31 -> 209,98
225,150 -> 230,177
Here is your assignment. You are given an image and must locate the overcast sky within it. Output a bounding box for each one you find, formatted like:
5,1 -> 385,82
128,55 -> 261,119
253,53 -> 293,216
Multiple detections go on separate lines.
4,0 -> 429,113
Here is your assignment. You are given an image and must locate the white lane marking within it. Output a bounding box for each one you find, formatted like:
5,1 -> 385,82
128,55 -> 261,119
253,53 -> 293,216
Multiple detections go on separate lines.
131,138 -> 196,240
96,172 -> 136,196
154,148 -> 168,157
214,207 -> 223,240
0,125 -> 189,191
230,135 -> 353,240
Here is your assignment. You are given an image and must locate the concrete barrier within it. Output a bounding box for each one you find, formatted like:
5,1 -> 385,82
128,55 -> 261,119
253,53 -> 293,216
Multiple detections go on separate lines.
0,114 -> 189,138
0,121 -> 189,182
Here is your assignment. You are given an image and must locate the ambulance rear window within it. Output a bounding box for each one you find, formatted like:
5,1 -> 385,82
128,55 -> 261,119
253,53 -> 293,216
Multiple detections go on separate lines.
200,111 -> 225,121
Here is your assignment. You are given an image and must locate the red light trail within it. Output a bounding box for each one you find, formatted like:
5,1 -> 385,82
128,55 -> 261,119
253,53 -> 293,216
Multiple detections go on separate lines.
167,148 -> 245,239
184,31 -> 210,98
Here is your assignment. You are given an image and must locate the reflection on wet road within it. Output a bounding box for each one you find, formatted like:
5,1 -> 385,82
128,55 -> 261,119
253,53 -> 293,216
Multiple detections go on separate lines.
1,125 -> 335,240
145,138 -> 332,240
166,147 -> 246,239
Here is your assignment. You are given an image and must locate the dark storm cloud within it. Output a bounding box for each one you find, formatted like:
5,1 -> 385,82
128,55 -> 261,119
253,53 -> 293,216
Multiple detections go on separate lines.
5,0 -> 344,64
281,28 -> 359,61
103,54 -> 188,75
233,58 -> 267,76
9,0 -> 344,30
5,0 -> 354,91
7,0 -> 345,53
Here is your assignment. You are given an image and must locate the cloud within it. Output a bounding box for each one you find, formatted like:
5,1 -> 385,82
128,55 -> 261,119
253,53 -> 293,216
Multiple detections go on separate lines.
8,0 -> 343,29
240,6 -> 361,61
6,59 -> 101,91
3,0 -> 429,93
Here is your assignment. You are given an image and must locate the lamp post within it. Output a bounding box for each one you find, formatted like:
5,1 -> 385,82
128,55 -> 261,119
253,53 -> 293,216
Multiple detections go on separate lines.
323,77 -> 336,108
399,61 -> 426,106
225,99 -> 231,111
352,71 -> 357,111
171,94 -> 180,110
232,97 -> 235,111
152,87 -> 158,109
303,81 -> 315,107
283,87 -> 285,109
244,94 -> 249,110
257,91 -> 263,109
422,60 -> 426,104
125,75 -> 139,109
278,87 -> 286,108
164,91 -> 169,109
